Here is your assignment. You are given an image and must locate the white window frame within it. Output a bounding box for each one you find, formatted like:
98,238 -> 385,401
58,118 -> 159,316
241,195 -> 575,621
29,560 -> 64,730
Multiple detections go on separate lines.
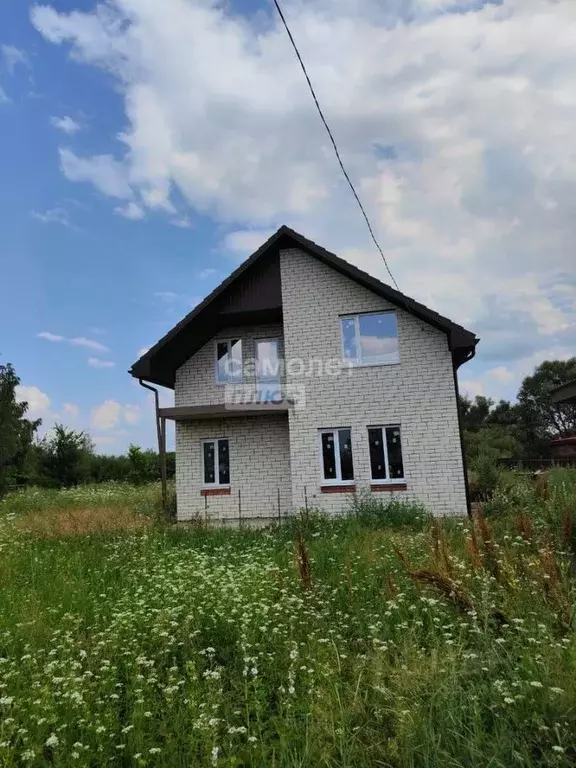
201,438 -> 231,488
340,311 -> 399,368
367,425 -> 405,484
215,338 -> 243,385
319,428 -> 355,485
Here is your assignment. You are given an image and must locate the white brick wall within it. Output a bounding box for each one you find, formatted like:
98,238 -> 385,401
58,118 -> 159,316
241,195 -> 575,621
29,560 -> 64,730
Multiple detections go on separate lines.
280,248 -> 467,517
175,323 -> 284,407
175,415 -> 291,523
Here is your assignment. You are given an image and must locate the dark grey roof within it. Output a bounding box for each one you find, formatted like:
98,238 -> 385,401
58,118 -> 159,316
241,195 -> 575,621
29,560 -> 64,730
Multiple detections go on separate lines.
130,225 -> 479,388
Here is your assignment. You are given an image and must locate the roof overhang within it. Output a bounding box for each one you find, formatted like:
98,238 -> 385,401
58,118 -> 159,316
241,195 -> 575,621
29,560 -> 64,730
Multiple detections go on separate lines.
551,381 -> 576,405
130,226 -> 479,388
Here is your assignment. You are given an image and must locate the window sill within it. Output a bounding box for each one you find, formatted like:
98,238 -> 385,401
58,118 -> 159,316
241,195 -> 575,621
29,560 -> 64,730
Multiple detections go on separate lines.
321,484 -> 356,494
371,483 -> 407,492
201,487 -> 231,496
344,360 -> 400,369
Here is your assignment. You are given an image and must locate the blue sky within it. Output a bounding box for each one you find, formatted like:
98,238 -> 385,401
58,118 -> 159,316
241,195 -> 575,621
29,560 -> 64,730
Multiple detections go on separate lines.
1,0 -> 575,452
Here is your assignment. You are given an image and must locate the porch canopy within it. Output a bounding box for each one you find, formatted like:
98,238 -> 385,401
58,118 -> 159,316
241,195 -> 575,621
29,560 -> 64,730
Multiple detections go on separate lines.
159,402 -> 290,421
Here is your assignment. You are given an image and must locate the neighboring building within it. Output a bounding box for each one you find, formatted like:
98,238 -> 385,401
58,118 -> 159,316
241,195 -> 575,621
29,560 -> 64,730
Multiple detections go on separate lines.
551,381 -> 576,405
550,437 -> 576,463
550,382 -> 576,464
130,226 -> 478,523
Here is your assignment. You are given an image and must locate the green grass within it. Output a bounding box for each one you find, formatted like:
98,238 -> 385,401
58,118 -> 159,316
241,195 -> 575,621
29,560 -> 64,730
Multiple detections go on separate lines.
0,478 -> 575,766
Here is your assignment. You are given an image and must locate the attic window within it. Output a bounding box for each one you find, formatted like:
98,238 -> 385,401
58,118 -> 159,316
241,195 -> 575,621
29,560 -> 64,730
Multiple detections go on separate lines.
341,312 -> 399,367
215,339 -> 243,383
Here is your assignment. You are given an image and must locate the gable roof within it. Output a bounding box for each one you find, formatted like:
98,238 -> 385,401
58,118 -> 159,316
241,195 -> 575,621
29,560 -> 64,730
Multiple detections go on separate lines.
130,225 -> 479,388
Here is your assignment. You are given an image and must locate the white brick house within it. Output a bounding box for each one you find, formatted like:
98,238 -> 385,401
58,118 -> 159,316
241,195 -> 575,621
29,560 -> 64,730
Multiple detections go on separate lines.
131,227 -> 478,522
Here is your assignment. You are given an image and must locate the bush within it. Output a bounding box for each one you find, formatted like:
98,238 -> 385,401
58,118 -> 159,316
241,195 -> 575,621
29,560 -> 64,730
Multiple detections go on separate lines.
468,452 -> 502,501
348,490 -> 430,529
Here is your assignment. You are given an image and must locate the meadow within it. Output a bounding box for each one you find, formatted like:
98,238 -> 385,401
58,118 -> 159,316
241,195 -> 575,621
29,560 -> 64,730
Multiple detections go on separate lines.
0,473 -> 575,767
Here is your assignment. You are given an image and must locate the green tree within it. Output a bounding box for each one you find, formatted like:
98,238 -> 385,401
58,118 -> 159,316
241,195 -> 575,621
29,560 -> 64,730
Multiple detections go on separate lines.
517,358 -> 576,448
38,425 -> 94,487
127,444 -> 158,485
0,363 -> 41,496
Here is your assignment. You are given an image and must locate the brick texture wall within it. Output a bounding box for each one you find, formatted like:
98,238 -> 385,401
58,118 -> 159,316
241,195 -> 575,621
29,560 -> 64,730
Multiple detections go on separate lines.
175,323 -> 284,407
280,248 -> 467,517
175,415 -> 291,523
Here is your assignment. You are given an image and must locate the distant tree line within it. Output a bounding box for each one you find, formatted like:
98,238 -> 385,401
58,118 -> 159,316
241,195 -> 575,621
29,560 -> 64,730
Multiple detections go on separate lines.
1,357 -> 575,497
0,362 -> 174,496
460,357 -> 576,466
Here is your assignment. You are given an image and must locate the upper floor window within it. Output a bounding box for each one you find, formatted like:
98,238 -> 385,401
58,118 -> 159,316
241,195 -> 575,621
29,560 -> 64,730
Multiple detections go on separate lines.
255,338 -> 282,402
216,339 -> 242,383
341,311 -> 399,367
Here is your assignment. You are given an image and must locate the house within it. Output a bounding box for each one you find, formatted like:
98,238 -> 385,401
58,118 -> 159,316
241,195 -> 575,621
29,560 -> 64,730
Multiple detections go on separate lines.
130,226 -> 479,523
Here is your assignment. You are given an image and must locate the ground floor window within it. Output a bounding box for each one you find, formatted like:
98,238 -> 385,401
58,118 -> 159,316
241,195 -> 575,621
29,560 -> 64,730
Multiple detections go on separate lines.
368,426 -> 404,482
202,438 -> 230,486
320,428 -> 354,483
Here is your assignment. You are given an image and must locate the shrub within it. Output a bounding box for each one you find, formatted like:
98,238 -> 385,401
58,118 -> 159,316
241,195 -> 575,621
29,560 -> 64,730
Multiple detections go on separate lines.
348,490 -> 430,529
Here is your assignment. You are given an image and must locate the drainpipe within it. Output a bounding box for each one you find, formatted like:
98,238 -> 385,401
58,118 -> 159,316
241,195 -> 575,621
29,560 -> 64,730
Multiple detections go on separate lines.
452,350 -> 475,518
139,379 -> 169,518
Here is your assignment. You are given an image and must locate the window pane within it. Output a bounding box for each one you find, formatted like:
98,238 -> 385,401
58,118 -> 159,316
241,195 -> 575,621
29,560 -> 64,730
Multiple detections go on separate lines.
386,427 -> 404,479
256,340 -> 280,380
256,340 -> 281,402
216,342 -> 229,382
338,428 -> 354,481
358,313 -> 399,365
228,339 -> 243,382
321,432 -> 337,480
203,442 -> 215,484
368,428 -> 387,480
218,439 -> 230,485
341,317 -> 358,362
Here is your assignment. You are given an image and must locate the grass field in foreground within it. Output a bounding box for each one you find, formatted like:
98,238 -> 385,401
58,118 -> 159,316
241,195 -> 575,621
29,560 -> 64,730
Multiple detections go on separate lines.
0,475 -> 575,766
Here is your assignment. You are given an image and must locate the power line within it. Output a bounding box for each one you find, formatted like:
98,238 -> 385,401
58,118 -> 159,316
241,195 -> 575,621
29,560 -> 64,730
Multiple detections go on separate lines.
272,0 -> 400,291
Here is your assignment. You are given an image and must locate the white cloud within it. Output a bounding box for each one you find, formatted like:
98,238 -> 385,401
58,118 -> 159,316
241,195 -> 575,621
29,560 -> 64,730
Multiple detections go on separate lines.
91,401 -> 142,430
155,291 -> 179,302
199,268 -> 217,279
223,230 -> 276,256
50,115 -> 81,134
137,347 -> 149,358
61,402 -> 79,421
123,404 -> 141,425
30,0 -> 576,370
88,357 -> 115,368
114,201 -> 145,220
15,385 -> 51,417
38,331 -> 64,342
92,400 -> 121,430
31,207 -> 75,229
38,332 -> 109,353
170,215 -> 192,228
59,147 -> 133,199
487,366 -> 515,384
1,44 -> 28,73
69,336 -> 108,353
0,87 -> 9,104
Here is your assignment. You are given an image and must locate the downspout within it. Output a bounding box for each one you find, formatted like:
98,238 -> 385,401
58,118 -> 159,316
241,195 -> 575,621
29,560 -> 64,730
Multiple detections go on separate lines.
139,379 -> 169,519
452,348 -> 476,518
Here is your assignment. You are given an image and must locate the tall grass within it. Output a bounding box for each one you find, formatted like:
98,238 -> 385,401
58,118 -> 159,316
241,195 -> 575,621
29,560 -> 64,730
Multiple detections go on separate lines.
0,478 -> 574,766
